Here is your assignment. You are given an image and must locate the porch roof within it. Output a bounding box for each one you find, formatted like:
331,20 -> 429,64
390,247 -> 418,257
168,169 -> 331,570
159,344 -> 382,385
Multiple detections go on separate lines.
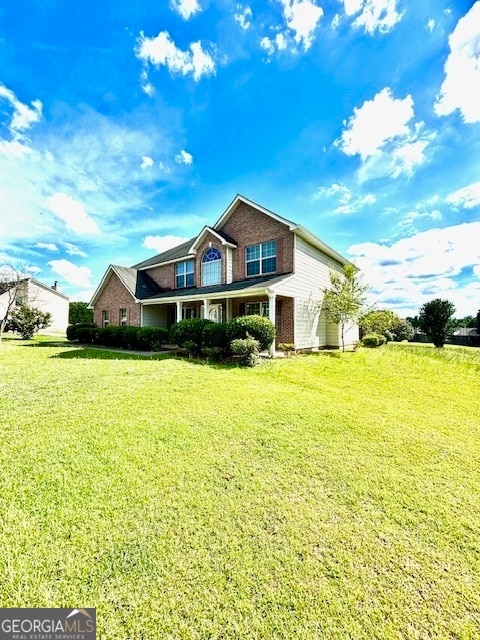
141,273 -> 292,304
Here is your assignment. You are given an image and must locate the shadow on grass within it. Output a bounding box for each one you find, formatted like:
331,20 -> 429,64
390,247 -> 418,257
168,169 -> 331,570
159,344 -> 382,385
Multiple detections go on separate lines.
52,347 -> 172,361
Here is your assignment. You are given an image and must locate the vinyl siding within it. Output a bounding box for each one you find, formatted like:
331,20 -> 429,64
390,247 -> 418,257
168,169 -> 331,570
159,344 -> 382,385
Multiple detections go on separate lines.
274,235 -> 344,348
142,304 -> 169,328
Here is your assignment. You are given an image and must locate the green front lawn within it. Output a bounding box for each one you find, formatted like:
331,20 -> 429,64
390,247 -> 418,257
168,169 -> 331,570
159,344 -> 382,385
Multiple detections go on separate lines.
0,336 -> 479,639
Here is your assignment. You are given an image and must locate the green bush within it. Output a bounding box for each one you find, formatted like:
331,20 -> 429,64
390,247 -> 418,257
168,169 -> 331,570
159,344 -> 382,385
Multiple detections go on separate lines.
227,315 -> 276,351
231,335 -> 260,367
66,323 -> 97,341
133,327 -> 168,351
97,326 -> 124,347
204,322 -> 231,355
362,333 -> 386,348
75,326 -> 98,344
169,319 -> 213,355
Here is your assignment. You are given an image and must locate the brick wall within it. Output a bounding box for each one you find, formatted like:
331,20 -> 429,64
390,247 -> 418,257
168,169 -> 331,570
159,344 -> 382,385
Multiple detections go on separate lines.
221,202 -> 294,281
93,272 -> 141,327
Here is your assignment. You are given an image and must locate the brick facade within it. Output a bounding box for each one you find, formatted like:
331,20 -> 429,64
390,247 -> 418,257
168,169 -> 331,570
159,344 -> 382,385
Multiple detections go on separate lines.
93,272 -> 140,327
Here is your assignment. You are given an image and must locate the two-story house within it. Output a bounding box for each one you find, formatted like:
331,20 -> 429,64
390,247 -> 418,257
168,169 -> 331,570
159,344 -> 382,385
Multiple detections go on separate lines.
89,195 -> 359,352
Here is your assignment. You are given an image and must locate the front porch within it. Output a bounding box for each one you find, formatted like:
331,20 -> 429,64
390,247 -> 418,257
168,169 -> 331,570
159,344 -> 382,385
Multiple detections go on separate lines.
140,290 -> 294,352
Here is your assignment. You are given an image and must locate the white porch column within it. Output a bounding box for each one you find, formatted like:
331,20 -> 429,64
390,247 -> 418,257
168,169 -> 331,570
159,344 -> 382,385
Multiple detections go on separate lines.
226,298 -> 232,322
176,301 -> 183,322
203,298 -> 209,321
267,289 -> 276,357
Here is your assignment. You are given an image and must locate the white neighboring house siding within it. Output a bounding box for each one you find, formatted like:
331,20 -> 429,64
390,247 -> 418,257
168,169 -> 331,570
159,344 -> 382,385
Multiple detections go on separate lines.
0,280 -> 69,333
275,235 -> 345,349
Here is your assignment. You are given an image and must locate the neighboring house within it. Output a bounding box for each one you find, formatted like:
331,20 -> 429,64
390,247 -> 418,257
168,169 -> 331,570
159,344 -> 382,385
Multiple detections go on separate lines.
0,278 -> 69,334
89,195 -> 359,352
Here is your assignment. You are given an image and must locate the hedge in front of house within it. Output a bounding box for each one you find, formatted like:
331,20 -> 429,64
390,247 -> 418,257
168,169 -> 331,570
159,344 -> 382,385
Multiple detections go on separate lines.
227,315 -> 276,351
71,324 -> 168,351
362,333 -> 386,348
66,323 -> 97,341
169,319 -> 214,355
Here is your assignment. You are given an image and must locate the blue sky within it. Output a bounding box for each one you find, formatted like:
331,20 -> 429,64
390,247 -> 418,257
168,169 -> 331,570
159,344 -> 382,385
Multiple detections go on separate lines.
1,0 -> 479,317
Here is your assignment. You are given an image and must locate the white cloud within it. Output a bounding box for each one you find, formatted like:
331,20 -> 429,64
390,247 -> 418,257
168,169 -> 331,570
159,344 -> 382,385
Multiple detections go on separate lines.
337,88 -> 433,180
136,31 -> 216,82
313,183 -> 376,213
175,149 -> 193,164
170,0 -> 201,20
435,2 -> 480,123
45,193 -> 100,235
35,242 -> 58,252
342,0 -> 403,34
142,235 -> 190,253
427,19 -> 435,32
279,0 -> 323,50
140,155 -> 154,169
446,180 -> 480,209
63,242 -> 88,258
260,37 -> 276,56
48,259 -> 93,289
348,221 -> 480,315
338,88 -> 414,159
234,5 -> 253,30
0,83 -> 42,137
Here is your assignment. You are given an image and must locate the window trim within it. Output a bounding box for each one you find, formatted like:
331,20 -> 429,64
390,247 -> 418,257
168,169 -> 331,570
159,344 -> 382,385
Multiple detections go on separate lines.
175,259 -> 195,288
119,308 -> 127,326
102,310 -> 109,327
245,301 -> 269,317
245,240 -> 277,277
201,247 -> 222,286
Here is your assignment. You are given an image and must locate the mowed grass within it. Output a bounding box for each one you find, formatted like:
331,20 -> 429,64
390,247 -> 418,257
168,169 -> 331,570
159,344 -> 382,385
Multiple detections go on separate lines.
0,336 -> 479,639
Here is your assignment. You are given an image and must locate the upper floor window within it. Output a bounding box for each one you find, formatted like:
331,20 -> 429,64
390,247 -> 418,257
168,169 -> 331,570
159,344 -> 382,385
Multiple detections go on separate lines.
175,260 -> 195,288
246,240 -> 277,277
202,247 -> 222,286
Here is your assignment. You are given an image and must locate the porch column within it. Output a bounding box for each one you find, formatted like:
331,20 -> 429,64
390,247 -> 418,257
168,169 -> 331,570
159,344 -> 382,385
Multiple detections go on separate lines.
267,289 -> 276,357
203,298 -> 209,321
176,301 -> 183,322
226,298 -> 232,322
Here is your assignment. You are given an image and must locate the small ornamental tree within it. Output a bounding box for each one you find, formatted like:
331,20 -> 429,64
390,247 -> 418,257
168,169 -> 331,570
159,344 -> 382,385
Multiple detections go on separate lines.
359,309 -> 396,338
322,264 -> 369,351
418,298 -> 456,348
10,305 -> 52,339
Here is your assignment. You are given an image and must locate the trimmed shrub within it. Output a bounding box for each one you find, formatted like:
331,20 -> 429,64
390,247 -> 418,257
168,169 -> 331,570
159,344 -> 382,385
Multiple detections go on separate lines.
169,319 -> 213,355
97,326 -> 124,347
227,315 -> 276,351
362,333 -> 386,348
231,335 -> 260,367
66,323 -> 96,341
204,322 -> 231,356
75,326 -> 98,344
133,327 -> 168,351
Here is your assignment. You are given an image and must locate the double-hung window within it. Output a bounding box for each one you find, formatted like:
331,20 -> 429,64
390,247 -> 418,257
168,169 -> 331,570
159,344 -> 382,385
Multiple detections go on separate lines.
246,240 -> 277,276
102,310 -> 109,327
120,308 -> 127,326
202,247 -> 222,286
175,260 -> 195,288
246,302 -> 269,317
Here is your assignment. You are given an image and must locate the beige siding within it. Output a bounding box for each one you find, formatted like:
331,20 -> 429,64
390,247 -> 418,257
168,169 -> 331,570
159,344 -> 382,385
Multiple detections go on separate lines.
274,235 -> 344,349
0,281 -> 69,333
142,304 -> 169,328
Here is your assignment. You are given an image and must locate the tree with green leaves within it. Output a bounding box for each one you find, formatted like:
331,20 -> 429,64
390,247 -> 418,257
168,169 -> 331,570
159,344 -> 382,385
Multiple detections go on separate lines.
322,264 -> 369,351
69,301 -> 94,325
418,298 -> 456,348
10,305 -> 52,340
360,309 -> 396,338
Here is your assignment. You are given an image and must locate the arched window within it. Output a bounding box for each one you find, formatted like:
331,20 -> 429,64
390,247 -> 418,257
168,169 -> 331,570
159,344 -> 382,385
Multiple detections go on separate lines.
202,247 -> 222,286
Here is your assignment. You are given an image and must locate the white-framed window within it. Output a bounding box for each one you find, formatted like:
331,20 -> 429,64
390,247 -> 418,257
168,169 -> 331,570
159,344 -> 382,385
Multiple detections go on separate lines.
182,307 -> 196,319
246,301 -> 269,317
102,310 -> 109,327
175,260 -> 195,288
202,247 -> 222,286
246,240 -> 277,277
120,308 -> 127,326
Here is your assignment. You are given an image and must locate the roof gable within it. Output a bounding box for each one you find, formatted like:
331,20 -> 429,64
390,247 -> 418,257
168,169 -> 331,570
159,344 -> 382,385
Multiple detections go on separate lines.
213,194 -> 298,232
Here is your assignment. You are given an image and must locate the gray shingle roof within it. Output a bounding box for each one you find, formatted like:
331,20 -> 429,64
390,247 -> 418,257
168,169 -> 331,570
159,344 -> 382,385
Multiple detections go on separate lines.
132,238 -> 196,270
